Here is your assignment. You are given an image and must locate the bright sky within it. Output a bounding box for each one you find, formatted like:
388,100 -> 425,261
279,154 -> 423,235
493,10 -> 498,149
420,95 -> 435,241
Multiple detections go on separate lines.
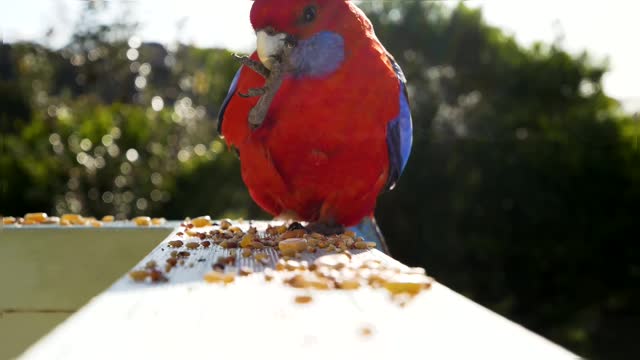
1,0 -> 638,111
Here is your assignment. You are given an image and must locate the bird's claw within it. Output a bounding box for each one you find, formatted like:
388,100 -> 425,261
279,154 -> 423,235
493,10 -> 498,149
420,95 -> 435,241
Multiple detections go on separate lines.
238,87 -> 268,98
233,47 -> 293,130
233,54 -> 270,78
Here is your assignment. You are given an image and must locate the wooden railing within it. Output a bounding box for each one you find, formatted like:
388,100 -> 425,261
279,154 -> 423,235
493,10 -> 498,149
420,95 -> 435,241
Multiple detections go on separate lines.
2,220 -> 577,360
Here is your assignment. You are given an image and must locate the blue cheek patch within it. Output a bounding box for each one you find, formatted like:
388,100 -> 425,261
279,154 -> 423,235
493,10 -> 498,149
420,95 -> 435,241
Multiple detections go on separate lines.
290,31 -> 345,78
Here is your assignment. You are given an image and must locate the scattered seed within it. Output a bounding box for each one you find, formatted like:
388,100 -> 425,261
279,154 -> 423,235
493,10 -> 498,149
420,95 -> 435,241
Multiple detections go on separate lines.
220,219 -> 232,230
186,242 -> 200,250
359,326 -> 374,337
239,267 -> 253,276
192,215 -> 212,228
133,216 -> 151,226
204,270 -> 235,284
25,212 -> 48,223
278,238 -> 308,253
129,270 -> 148,282
168,240 -> 184,248
166,258 -> 178,266
294,295 -> 313,304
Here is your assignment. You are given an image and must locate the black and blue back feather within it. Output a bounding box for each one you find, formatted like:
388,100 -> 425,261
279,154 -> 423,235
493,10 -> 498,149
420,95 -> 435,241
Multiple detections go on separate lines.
385,54 -> 413,190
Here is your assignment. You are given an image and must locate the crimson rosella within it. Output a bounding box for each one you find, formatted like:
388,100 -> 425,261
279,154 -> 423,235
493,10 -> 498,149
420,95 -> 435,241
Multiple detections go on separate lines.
218,0 -> 412,235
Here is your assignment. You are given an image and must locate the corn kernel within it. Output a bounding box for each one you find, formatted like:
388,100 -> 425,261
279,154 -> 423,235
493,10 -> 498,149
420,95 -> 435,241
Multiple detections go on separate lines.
314,253 -> 350,269
285,260 -> 302,271
383,274 -> 432,295
338,279 -> 361,290
239,267 -> 253,276
25,212 -> 48,223
280,229 -> 306,240
102,215 -> 115,222
278,238 -> 308,253
229,226 -> 243,233
287,274 -> 310,288
354,241 -> 368,250
186,242 -> 200,250
255,253 -> 269,264
61,213 -> 85,225
294,295 -> 313,304
264,269 -> 275,282
366,242 -> 377,248
310,278 -> 332,290
204,270 -> 235,284
242,248 -> 252,258
2,216 -> 17,225
151,217 -> 166,225
60,219 -> 71,226
42,216 -> 60,224
129,270 -> 148,282
91,220 -> 103,227
239,233 -> 255,248
220,219 -> 232,230
251,241 -> 265,249
133,216 -> 151,226
192,215 -> 212,227
343,230 -> 356,239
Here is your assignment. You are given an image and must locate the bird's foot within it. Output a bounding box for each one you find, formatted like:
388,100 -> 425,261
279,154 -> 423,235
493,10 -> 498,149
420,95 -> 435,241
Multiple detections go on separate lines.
306,222 -> 346,236
232,54 -> 270,78
232,48 -> 293,130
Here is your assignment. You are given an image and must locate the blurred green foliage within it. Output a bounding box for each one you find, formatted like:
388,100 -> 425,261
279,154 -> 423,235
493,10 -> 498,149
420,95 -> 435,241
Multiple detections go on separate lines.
1,1 -> 638,358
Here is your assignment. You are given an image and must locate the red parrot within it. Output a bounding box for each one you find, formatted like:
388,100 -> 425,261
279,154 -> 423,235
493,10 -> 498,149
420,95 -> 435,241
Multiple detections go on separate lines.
218,0 -> 412,234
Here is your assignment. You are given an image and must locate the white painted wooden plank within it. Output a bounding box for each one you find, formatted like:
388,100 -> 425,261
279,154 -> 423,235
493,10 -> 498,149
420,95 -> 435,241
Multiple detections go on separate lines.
20,221 -> 577,360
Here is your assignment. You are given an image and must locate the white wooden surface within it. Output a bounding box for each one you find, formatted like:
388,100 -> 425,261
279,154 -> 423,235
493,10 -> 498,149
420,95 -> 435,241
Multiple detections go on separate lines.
20,221 -> 578,360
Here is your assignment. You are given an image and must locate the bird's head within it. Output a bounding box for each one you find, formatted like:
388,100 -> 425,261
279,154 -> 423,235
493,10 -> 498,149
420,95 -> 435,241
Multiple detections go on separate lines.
249,0 -> 363,71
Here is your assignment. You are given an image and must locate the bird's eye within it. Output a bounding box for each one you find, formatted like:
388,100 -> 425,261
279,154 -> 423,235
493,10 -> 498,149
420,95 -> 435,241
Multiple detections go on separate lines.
302,6 -> 317,23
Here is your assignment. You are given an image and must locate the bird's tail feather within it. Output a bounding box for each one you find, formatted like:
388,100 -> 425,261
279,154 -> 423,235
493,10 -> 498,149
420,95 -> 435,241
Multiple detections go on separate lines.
347,215 -> 390,255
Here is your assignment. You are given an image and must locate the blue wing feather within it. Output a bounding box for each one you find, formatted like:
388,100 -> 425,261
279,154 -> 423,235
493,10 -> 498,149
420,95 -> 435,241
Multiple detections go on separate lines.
385,54 -> 413,190
217,66 -> 242,135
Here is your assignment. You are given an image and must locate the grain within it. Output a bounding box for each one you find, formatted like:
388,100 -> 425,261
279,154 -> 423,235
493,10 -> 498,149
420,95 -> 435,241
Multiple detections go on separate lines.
204,270 -> 235,284
42,216 -> 60,224
25,212 -> 48,223
185,242 -> 200,250
278,238 -> 308,253
383,274 -> 432,296
168,240 -> 184,248
239,267 -> 253,276
129,270 -> 148,282
192,215 -> 212,227
220,219 -> 232,230
133,216 -> 151,226
151,217 -> 166,225
102,215 -> 115,222
294,295 -> 313,304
